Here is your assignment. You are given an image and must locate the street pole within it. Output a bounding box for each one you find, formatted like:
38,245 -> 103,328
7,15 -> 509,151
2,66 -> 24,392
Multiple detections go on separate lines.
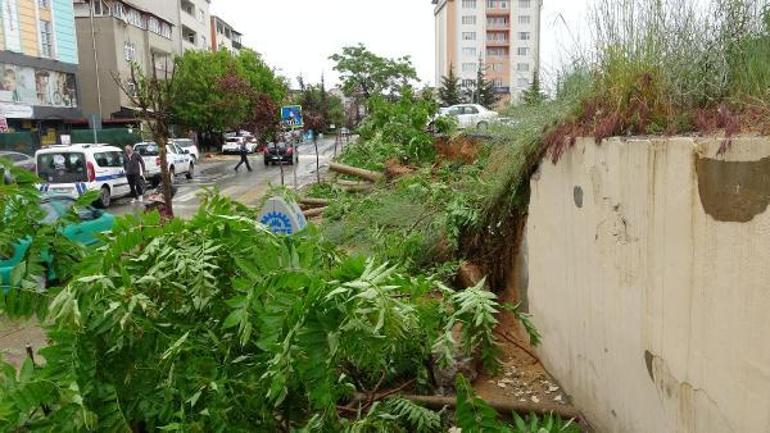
293,130 -> 298,190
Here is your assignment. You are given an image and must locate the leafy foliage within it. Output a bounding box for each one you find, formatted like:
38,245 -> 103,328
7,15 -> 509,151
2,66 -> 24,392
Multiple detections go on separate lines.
439,64 -> 463,107
0,192 -> 524,432
466,58 -> 498,108
330,44 -> 419,99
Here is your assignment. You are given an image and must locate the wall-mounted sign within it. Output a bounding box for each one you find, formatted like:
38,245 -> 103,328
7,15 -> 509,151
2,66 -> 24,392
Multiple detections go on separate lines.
0,64 -> 78,108
0,103 -> 33,119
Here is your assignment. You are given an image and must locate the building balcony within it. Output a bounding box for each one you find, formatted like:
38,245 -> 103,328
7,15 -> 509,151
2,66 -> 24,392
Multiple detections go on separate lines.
486,22 -> 510,30
486,39 -> 510,47
486,8 -> 511,16
232,40 -> 242,50
493,86 -> 511,94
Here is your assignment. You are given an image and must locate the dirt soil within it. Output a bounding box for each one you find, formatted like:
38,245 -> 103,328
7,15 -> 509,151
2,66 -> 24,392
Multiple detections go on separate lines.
0,318 -> 46,368
434,135 -> 480,164
472,267 -> 574,413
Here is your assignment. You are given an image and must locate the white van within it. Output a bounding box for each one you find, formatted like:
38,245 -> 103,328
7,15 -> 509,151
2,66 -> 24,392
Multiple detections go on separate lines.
35,143 -> 131,208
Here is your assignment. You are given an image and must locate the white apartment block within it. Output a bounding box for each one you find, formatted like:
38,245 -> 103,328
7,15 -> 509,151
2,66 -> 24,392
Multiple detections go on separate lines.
179,0 -> 211,52
433,0 -> 542,101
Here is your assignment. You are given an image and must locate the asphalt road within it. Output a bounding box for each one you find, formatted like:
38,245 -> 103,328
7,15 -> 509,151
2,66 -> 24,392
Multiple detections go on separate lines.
110,136 -> 342,218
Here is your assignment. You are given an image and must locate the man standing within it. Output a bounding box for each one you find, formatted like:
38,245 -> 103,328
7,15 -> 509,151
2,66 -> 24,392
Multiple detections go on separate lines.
124,145 -> 146,203
234,139 -> 252,172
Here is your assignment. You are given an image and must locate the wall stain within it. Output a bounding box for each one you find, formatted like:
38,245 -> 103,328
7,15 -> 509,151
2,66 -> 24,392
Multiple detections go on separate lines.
574,186 -> 584,208
696,156 -> 770,222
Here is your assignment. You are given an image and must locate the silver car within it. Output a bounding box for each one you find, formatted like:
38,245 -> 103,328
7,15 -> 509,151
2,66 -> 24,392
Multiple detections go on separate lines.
0,150 -> 36,171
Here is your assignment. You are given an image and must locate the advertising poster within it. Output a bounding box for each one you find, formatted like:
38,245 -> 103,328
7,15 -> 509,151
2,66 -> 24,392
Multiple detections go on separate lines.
2,0 -> 21,53
0,64 -> 77,108
281,105 -> 303,129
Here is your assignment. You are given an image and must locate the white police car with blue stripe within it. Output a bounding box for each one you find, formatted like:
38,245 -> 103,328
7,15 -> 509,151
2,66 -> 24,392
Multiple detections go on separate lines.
35,143 -> 132,208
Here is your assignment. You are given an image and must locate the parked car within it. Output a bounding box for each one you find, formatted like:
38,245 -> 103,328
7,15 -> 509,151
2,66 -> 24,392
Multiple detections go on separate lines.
133,142 -> 195,187
36,143 -> 130,209
264,141 -> 297,166
0,150 -> 36,171
0,195 -> 115,291
172,138 -> 200,161
222,137 -> 257,154
440,104 -> 499,129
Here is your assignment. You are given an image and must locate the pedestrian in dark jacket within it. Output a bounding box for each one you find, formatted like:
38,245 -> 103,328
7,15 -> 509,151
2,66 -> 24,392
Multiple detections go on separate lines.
124,145 -> 146,203
234,140 -> 252,172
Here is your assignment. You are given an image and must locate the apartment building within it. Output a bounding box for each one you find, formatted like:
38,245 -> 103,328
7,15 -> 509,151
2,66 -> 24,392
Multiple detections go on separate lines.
179,0 -> 210,52
0,0 -> 80,143
73,0 -> 176,119
433,0 -> 542,101
210,15 -> 241,52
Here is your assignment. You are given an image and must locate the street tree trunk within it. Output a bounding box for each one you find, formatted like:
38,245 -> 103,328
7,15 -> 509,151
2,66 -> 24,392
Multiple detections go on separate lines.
314,135 -> 320,184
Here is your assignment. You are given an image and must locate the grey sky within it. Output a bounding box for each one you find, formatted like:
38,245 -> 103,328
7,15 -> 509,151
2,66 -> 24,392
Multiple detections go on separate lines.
211,1 -> 591,90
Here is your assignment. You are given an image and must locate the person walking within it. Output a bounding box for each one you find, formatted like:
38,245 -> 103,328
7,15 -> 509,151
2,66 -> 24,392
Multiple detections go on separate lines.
124,145 -> 146,203
234,139 -> 252,172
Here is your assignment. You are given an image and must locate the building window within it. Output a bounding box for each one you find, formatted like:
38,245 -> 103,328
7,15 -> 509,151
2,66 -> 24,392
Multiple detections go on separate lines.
198,9 -> 205,23
160,22 -> 172,39
38,0 -> 49,8
487,31 -> 508,41
462,32 -> 476,41
494,79 -> 504,87
519,0 -> 531,7
92,0 -> 110,15
486,0 -> 509,8
486,47 -> 509,56
123,41 -> 136,62
126,8 -> 145,29
462,0 -> 477,8
517,47 -> 530,56
491,63 -> 504,72
462,63 -> 476,72
517,62 -> 530,72
147,17 -> 161,34
462,47 -> 477,56
462,79 -> 475,88
201,35 -> 207,49
518,32 -> 531,40
487,16 -> 509,27
519,15 -> 531,24
462,15 -> 476,25
517,78 -> 530,87
39,20 -> 53,58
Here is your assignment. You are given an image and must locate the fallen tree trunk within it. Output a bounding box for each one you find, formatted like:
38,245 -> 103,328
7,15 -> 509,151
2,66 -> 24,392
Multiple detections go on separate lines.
330,162 -> 384,183
401,394 -> 582,420
303,207 -> 327,218
299,197 -> 329,207
341,184 -> 374,193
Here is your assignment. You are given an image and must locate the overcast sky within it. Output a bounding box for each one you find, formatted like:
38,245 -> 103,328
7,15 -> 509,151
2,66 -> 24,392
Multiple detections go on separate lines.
210,0 -> 590,90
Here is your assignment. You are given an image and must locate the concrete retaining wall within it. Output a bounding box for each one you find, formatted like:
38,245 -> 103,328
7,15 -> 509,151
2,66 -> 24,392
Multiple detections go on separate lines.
526,136 -> 770,433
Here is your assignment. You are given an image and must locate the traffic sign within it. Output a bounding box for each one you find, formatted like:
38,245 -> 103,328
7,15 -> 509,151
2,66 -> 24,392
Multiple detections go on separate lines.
281,105 -> 303,129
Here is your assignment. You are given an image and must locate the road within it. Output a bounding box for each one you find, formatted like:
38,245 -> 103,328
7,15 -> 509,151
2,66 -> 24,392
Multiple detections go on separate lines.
111,136 -> 341,218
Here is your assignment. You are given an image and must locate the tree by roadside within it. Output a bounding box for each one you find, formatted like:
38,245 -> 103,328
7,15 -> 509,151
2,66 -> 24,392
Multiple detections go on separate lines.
521,69 -> 547,106
294,76 -> 345,133
173,49 -> 287,151
330,44 -> 419,99
469,57 -> 497,108
438,64 -> 463,107
113,58 -> 176,216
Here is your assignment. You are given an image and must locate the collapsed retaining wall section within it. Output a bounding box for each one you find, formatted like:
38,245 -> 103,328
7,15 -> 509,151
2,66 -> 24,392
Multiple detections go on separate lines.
526,136 -> 770,433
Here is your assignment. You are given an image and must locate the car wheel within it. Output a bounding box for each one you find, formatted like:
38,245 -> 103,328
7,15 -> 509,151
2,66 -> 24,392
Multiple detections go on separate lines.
169,167 -> 176,184
264,159 -> 269,166
186,163 -> 194,180
95,186 -> 110,208
477,121 -> 489,130
150,177 -> 160,188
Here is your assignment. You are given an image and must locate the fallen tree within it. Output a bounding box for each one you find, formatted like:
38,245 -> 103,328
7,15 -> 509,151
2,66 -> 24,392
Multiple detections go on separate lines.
330,162 -> 385,183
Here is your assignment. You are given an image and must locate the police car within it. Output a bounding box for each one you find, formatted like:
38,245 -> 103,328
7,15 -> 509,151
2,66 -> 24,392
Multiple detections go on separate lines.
35,143 -> 131,208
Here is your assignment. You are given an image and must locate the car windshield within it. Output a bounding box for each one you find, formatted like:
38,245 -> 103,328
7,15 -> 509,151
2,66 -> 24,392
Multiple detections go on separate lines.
37,152 -> 87,183
135,144 -> 159,156
174,140 -> 193,148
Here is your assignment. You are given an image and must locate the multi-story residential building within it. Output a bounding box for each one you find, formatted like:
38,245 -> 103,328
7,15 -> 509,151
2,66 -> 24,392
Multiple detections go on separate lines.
0,0 -> 80,144
210,15 -> 241,53
178,0 -> 210,52
73,0 -> 176,120
433,0 -> 542,102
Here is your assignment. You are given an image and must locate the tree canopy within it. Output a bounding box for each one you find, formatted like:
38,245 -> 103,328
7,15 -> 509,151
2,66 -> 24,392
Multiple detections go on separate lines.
330,44 -> 419,99
173,49 -> 287,134
438,64 -> 463,107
